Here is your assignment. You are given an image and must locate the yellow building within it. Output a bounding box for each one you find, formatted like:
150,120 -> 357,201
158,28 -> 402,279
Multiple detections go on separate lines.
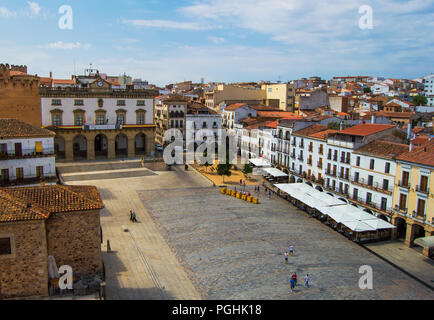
392,139 -> 434,257
261,83 -> 295,112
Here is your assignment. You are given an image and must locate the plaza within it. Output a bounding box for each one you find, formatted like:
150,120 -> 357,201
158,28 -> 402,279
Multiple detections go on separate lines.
63,162 -> 434,300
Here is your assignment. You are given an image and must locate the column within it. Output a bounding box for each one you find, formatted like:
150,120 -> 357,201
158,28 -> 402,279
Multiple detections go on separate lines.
107,137 -> 116,160
390,216 -> 398,240
87,134 -> 95,160
404,222 -> 416,247
146,133 -> 155,156
64,136 -> 74,162
128,134 -> 136,159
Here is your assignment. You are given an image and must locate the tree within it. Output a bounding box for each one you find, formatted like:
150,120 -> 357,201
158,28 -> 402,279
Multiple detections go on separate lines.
242,163 -> 253,179
216,148 -> 233,183
412,95 -> 427,106
202,151 -> 211,173
363,87 -> 372,93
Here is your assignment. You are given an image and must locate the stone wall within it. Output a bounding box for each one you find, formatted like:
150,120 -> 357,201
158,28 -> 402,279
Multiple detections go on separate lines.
46,210 -> 102,277
0,64 -> 42,126
0,221 -> 48,299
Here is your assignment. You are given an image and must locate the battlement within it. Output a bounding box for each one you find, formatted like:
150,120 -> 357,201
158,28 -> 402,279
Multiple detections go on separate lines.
0,64 -> 28,74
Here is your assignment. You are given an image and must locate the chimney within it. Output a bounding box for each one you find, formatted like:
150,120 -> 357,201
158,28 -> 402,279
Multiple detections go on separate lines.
49,71 -> 52,79
340,122 -> 344,131
371,115 -> 376,124
409,142 -> 414,151
407,122 -> 412,140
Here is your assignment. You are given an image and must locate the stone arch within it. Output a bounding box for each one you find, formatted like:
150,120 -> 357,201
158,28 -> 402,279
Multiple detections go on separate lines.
54,135 -> 65,159
290,175 -> 296,183
135,133 -> 146,156
95,134 -> 108,158
73,135 -> 87,160
395,217 -> 407,239
115,133 -> 128,157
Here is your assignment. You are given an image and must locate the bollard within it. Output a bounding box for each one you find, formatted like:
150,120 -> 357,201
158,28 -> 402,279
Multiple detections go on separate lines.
106,240 -> 111,253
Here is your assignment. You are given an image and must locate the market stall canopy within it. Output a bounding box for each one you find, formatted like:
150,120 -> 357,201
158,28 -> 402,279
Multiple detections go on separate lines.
414,236 -> 434,249
341,220 -> 377,232
249,158 -> 271,167
263,167 -> 288,178
363,219 -> 396,230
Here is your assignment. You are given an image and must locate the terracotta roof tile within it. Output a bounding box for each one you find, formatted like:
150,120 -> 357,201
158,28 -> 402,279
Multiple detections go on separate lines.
0,185 -> 104,223
337,124 -> 395,137
292,125 -> 328,137
309,129 -> 339,140
354,140 -> 409,159
0,119 -> 55,138
397,139 -> 434,167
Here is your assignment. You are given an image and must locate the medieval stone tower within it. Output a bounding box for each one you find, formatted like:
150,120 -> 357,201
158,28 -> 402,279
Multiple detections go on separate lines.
0,64 -> 42,126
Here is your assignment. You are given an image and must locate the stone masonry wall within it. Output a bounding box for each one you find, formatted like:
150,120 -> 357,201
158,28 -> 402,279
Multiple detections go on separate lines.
46,210 -> 102,277
0,221 -> 48,299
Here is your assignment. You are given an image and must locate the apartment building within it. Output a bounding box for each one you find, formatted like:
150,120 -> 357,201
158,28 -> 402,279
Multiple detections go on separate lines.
261,83 -> 295,112
155,96 -> 188,146
392,139 -> 434,255
294,89 -> 329,114
0,119 -> 56,186
424,74 -> 434,106
204,84 -> 266,112
351,141 -> 409,219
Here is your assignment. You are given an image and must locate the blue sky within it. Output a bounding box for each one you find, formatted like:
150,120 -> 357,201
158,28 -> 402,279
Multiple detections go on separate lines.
0,0 -> 433,86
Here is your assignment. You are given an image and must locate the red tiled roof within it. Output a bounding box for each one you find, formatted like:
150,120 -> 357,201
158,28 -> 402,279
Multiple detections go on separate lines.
292,125 -> 328,137
354,140 -> 409,159
374,111 -> 416,119
0,119 -> 55,138
257,111 -> 302,119
0,185 -> 104,223
309,129 -> 339,140
53,79 -> 75,85
9,71 -> 27,76
224,103 -> 248,111
337,124 -> 395,137
397,139 -> 434,167
264,120 -> 278,128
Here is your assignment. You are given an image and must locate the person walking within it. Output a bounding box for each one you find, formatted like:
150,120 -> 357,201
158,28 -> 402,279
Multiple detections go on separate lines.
290,278 -> 295,293
268,190 -> 271,199
132,212 -> 137,223
243,180 -> 246,192
305,274 -> 310,288
129,210 -> 133,221
292,272 -> 297,286
284,252 -> 289,264
289,245 -> 294,256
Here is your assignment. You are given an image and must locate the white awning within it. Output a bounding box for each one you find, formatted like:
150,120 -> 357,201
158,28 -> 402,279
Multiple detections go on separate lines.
414,236 -> 434,249
363,219 -> 396,230
341,221 -> 377,232
249,158 -> 271,167
263,167 -> 288,178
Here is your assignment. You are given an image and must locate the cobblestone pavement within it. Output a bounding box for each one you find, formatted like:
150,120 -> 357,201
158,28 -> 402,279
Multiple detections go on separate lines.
139,186 -> 434,300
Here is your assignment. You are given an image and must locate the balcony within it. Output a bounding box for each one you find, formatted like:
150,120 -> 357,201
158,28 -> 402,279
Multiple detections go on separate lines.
308,146 -> 313,152
307,159 -> 312,166
318,149 -> 324,155
339,173 -> 349,181
333,156 -> 338,162
290,153 -> 296,159
326,169 -> 337,177
299,143 -> 304,148
327,154 -> 332,160
352,177 -> 393,195
291,141 -> 296,146
298,155 -> 304,161
0,148 -> 55,160
397,180 -> 410,189
317,162 -> 323,169
416,185 -> 429,194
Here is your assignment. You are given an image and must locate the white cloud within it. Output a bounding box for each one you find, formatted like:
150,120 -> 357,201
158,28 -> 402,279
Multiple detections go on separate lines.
27,2 -> 41,15
41,41 -> 91,50
122,18 -> 211,30
0,7 -> 16,17
208,36 -> 225,44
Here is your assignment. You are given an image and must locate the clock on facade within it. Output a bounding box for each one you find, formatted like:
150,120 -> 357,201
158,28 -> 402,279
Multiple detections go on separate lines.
97,81 -> 103,87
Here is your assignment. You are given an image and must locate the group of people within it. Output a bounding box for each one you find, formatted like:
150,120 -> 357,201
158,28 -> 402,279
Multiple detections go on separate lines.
129,210 -> 137,223
285,245 -> 310,293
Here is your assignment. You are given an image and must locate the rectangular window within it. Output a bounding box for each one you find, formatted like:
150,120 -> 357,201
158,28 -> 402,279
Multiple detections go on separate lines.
16,168 -> 23,181
137,100 -> 145,106
74,99 -> 84,106
356,156 -> 361,166
399,194 -> 407,211
117,114 -> 125,125
75,114 -> 84,126
36,166 -> 44,178
117,100 -> 126,106
354,172 -> 359,182
366,192 -> 372,205
353,188 -> 358,200
137,113 -> 145,125
383,179 -> 389,191
51,99 -> 61,106
402,171 -> 410,187
96,115 -> 105,125
1,169 -> 9,183
370,159 -> 375,170
53,114 -> 61,126
367,175 -> 373,186
385,162 -> 391,174
417,199 -> 426,217
0,237 -> 12,255
420,175 -> 429,192
0,143 -> 8,155
381,198 -> 387,211
35,142 -> 42,154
